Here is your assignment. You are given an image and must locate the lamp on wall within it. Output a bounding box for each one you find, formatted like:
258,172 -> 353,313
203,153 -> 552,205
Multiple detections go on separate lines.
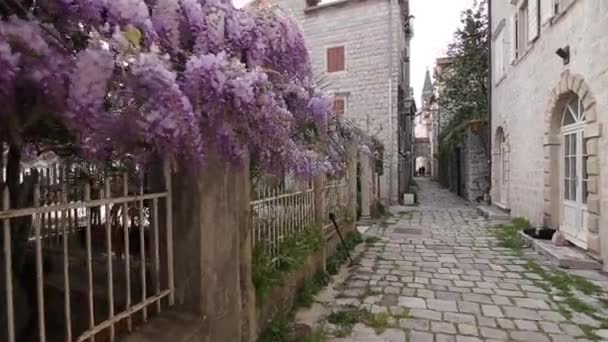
403,98 -> 417,117
555,46 -> 570,65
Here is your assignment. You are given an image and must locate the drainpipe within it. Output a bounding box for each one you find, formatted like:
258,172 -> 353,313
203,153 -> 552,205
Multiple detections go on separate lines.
387,0 -> 395,204
487,0 -> 493,204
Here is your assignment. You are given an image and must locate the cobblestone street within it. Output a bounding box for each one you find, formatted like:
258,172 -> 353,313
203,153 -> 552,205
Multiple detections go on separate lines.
315,178 -> 608,342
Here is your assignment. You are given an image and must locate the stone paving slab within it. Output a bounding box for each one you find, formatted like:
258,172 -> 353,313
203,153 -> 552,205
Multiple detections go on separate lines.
317,179 -> 608,342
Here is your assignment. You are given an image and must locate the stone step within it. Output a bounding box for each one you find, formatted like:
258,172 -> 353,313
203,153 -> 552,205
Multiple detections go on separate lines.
476,205 -> 510,221
533,240 -> 602,270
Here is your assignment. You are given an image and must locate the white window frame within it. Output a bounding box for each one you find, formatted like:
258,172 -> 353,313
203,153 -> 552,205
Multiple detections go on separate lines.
493,22 -> 507,84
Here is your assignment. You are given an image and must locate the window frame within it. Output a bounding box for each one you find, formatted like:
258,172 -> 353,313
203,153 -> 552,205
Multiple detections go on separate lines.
326,45 -> 346,73
493,23 -> 507,84
516,0 -> 529,59
333,95 -> 347,117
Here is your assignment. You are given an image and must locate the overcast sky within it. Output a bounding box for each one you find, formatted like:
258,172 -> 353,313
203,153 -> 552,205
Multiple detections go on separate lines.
232,0 -> 474,104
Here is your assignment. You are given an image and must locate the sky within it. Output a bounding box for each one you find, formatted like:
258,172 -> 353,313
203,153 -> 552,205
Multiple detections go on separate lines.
232,0 -> 474,104
410,0 -> 474,103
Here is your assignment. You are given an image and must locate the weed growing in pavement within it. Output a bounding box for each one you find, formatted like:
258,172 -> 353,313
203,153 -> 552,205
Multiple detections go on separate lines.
492,218 -> 531,251
258,318 -> 290,342
366,312 -> 391,334
581,325 -> 601,341
327,307 -> 407,336
303,329 -> 327,342
365,236 -> 381,246
493,220 -> 608,340
326,231 -> 363,275
327,308 -> 370,336
296,270 -> 332,308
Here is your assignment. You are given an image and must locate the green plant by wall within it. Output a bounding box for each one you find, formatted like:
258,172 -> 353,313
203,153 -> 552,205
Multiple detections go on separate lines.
492,217 -> 532,252
326,231 -> 363,275
296,270 -> 331,308
257,318 -> 290,342
253,226 -> 325,302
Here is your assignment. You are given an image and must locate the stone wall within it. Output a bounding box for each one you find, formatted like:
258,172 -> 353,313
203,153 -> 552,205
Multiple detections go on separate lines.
491,0 -> 608,264
438,122 -> 490,202
464,122 -> 490,202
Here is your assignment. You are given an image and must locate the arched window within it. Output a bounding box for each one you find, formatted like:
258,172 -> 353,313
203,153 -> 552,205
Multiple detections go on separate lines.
561,95 -> 585,127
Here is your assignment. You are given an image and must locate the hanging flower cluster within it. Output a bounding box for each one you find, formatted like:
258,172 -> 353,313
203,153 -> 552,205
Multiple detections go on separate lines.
0,0 -> 337,177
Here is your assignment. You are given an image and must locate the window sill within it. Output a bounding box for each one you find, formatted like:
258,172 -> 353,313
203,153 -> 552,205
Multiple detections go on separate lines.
511,42 -> 535,67
494,73 -> 507,87
304,0 -> 351,13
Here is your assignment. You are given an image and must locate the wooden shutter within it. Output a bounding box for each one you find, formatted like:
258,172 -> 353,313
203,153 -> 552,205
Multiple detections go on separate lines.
333,97 -> 345,116
541,0 -> 553,25
510,15 -> 517,63
327,46 -> 345,72
528,0 -> 540,42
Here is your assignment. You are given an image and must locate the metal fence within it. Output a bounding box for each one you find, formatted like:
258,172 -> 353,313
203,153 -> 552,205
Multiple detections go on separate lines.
250,174 -> 350,259
323,178 -> 349,233
250,179 -> 315,264
0,161 -> 174,342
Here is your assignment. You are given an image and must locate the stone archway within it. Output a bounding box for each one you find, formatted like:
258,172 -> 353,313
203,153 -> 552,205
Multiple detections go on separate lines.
543,70 -> 602,256
414,138 -> 431,176
493,126 -> 509,208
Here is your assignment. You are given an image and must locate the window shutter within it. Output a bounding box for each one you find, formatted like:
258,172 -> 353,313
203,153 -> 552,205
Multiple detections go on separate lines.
541,0 -> 553,25
333,98 -> 345,116
335,46 -> 345,71
510,15 -> 517,63
528,0 -> 540,42
327,46 -> 345,72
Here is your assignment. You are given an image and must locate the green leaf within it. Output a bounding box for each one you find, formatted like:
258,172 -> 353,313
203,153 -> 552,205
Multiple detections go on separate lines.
123,25 -> 142,49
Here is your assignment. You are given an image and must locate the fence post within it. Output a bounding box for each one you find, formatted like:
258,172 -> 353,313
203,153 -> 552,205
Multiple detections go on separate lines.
313,175 -> 325,271
346,142 -> 358,225
171,151 -> 247,342
359,151 -> 372,224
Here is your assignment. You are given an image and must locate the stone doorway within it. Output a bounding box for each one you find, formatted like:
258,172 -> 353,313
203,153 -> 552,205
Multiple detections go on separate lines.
544,71 -> 602,256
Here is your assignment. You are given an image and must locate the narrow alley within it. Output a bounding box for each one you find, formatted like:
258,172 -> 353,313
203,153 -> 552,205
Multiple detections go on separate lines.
301,178 -> 608,342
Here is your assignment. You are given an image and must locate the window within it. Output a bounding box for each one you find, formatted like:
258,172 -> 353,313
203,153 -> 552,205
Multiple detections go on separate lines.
516,1 -> 529,58
327,46 -> 345,73
333,96 -> 346,116
494,29 -> 506,82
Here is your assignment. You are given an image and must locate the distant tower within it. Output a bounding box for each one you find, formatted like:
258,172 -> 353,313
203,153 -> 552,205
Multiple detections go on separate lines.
421,69 -> 433,108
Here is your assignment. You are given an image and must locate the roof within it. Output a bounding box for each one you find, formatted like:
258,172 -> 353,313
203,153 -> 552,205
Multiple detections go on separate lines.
304,0 -> 410,15
422,70 -> 433,94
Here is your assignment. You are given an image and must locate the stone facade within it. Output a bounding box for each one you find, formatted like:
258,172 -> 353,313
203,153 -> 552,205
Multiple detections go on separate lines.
490,0 -> 608,266
464,123 -> 490,202
274,0 -> 414,204
438,123 -> 490,202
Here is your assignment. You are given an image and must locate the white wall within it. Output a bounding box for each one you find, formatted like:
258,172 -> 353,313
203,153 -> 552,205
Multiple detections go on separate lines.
491,0 -> 608,259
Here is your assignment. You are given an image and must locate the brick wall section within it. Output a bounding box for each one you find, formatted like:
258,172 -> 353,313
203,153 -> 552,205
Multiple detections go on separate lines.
275,0 -> 410,203
491,0 -> 608,264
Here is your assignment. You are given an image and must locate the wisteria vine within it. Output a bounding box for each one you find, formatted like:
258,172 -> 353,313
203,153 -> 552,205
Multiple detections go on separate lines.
0,0 -> 364,177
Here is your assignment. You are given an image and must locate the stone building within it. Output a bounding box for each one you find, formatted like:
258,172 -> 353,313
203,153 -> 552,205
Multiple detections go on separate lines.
273,0 -> 416,204
413,70 -> 433,176
490,0 -> 608,266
